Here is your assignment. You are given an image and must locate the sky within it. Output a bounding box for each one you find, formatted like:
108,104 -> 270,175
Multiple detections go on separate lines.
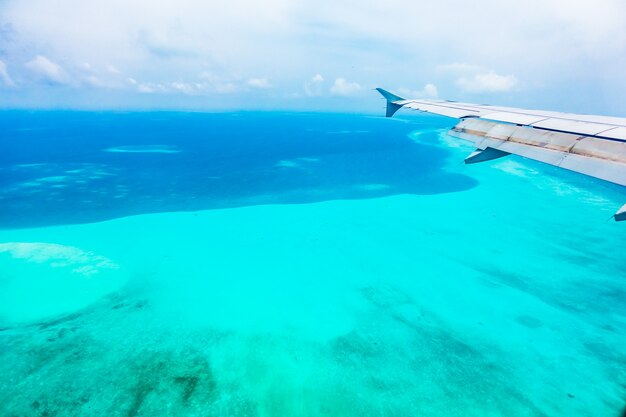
1,0 -> 626,114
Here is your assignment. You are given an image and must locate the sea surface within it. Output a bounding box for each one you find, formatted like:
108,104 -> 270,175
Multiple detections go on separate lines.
0,111 -> 624,416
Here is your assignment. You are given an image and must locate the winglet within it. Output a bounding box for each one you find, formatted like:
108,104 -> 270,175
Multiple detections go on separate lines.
376,88 -> 405,118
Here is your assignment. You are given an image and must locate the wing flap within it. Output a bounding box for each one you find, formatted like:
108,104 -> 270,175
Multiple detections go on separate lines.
570,136 -> 626,163
507,127 -> 580,152
451,129 -> 626,187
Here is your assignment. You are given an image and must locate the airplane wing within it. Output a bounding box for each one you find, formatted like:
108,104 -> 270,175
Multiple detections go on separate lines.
376,88 -> 626,221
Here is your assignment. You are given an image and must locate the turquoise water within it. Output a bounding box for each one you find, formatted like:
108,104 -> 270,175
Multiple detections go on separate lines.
0,112 -> 625,416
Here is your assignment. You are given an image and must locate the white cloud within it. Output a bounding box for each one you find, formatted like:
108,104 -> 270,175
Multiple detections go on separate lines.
25,55 -> 71,85
247,78 -> 271,89
72,61 -> 127,89
436,63 -> 485,74
438,62 -> 519,94
130,72 -> 249,95
456,71 -> 519,93
137,84 -> 155,93
198,72 -> 242,94
304,73 -> 324,96
330,77 -> 361,96
84,75 -> 105,87
136,81 -> 199,94
0,61 -> 16,87
136,82 -> 167,94
421,83 -> 439,98
397,83 -> 438,99
212,82 -> 240,94
106,64 -> 120,74
171,82 -> 196,94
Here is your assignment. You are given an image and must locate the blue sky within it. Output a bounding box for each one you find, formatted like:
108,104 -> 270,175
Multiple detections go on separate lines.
1,0 -> 626,114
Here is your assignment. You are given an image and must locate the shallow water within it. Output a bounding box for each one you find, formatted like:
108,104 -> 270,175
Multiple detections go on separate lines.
0,111 -> 625,416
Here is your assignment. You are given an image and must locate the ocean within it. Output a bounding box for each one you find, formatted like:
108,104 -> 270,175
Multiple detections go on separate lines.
0,111 -> 624,416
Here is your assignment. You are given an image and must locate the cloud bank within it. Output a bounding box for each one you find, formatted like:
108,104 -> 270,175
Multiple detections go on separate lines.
1,0 -> 625,113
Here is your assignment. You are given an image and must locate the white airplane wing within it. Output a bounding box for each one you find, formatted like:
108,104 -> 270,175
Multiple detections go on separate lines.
376,88 -> 626,221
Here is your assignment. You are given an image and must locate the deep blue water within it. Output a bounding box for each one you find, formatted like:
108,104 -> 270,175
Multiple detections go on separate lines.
0,111 -> 476,229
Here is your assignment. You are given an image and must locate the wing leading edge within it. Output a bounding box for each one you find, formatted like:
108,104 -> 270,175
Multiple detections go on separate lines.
376,88 -> 626,221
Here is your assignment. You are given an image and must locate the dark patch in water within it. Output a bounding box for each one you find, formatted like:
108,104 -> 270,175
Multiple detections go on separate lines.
601,323 -> 617,333
22,327 -> 88,377
46,328 -> 70,343
516,315 -> 544,329
583,341 -> 626,364
360,285 -> 413,309
331,331 -> 384,363
125,351 -> 218,416
329,285 -> 556,417
463,260 -> 592,317
0,310 -> 228,417
472,263 -> 534,293
36,312 -> 83,330
126,375 -> 153,417
173,376 -> 200,404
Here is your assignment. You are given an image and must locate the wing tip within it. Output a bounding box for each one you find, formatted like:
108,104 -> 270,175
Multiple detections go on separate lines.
375,88 -> 405,118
